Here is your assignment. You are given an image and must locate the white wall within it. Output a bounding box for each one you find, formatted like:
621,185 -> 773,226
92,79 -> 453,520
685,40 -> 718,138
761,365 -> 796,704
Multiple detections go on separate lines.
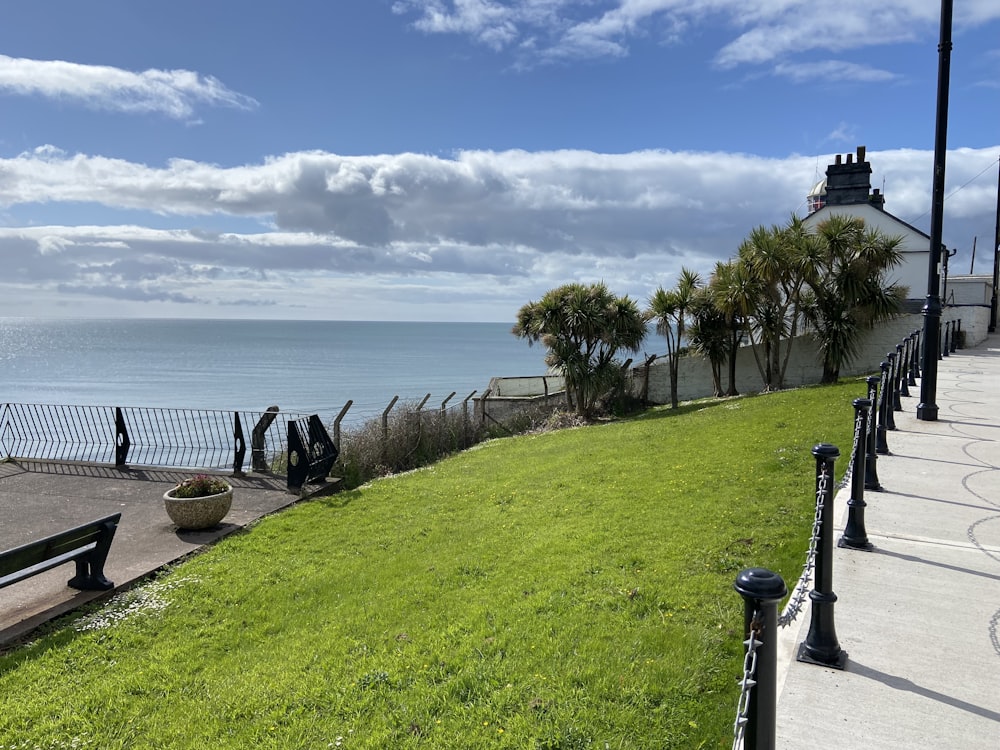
486,375 -> 565,397
947,276 -> 992,306
479,308 -> 993,413
635,308 -> 992,405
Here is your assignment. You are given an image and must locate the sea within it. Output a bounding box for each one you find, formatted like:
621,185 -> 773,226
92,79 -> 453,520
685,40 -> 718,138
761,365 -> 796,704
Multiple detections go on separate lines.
0,318 -> 549,426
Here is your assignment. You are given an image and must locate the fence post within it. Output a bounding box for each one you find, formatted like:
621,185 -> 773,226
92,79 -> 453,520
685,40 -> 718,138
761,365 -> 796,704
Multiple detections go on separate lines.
232,412 -> 246,477
734,568 -> 787,750
381,396 -> 400,465
864,377 -> 882,491
911,329 -> 921,379
462,390 -> 476,448
839,398 -> 874,551
876,361 -> 891,454
798,444 -> 847,669
440,392 -> 456,414
251,406 -> 280,472
114,407 -> 131,467
333,400 -> 353,452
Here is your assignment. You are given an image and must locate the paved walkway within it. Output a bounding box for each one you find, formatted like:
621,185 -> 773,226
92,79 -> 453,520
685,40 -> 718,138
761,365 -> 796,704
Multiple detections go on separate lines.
775,334 -> 1000,748
0,462 -> 337,645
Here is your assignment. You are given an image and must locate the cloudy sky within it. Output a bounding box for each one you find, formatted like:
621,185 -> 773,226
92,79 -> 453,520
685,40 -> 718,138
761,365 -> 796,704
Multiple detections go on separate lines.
1,1 -> 999,322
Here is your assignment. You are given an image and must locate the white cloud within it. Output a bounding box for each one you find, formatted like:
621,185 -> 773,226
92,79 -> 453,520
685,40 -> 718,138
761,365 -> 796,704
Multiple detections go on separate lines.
1,144 -> 997,319
773,60 -> 899,84
0,54 -> 258,120
393,1 -> 1000,70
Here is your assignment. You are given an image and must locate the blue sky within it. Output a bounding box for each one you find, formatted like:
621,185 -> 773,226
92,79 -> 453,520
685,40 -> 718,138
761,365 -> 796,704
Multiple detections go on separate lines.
1,1 -> 998,321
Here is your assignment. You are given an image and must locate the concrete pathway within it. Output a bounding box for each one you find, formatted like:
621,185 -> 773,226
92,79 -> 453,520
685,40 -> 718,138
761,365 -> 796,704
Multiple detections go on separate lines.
775,335 -> 1000,748
0,461 -> 337,645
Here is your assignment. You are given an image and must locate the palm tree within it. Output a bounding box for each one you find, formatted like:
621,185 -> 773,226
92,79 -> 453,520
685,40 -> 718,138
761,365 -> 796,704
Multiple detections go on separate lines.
803,215 -> 906,382
736,216 -> 813,390
647,267 -> 701,408
513,282 -> 647,417
687,286 -> 730,397
709,259 -> 754,397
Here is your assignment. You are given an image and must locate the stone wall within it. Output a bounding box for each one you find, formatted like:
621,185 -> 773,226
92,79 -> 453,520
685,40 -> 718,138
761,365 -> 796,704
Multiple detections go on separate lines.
635,307 -> 992,405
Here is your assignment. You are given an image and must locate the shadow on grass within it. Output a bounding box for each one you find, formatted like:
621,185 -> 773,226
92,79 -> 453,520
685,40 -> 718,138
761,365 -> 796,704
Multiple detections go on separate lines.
0,622 -> 81,671
312,488 -> 363,511
625,394 -> 751,423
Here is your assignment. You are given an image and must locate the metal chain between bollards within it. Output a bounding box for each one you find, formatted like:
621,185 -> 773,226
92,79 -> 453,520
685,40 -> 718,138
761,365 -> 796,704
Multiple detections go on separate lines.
840,411 -> 860,490
777,464 -> 828,627
777,404 -> 858,629
732,608 -> 763,750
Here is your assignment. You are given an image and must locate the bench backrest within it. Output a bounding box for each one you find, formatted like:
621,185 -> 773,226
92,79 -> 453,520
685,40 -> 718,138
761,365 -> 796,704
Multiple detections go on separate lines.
0,513 -> 121,589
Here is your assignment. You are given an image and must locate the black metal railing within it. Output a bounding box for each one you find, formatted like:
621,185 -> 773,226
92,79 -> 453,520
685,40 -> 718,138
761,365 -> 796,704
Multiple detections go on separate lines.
1,403 -> 303,474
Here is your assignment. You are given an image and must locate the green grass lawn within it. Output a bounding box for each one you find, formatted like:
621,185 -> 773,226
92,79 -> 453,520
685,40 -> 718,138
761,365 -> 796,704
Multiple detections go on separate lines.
0,382 -> 862,749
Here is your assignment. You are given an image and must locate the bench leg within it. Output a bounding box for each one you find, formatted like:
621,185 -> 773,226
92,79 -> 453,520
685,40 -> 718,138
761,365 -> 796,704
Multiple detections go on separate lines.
68,558 -> 114,591
67,519 -> 117,591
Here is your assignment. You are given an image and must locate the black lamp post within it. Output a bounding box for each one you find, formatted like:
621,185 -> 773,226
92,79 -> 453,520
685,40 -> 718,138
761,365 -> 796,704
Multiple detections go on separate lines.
990,158 -> 999,333
918,0 -> 954,422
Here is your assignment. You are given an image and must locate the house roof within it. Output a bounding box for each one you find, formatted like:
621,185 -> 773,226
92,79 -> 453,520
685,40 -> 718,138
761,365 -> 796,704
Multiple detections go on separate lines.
804,202 -> 935,248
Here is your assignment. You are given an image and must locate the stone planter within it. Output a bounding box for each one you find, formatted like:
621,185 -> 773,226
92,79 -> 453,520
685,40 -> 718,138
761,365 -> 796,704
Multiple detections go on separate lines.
163,485 -> 233,530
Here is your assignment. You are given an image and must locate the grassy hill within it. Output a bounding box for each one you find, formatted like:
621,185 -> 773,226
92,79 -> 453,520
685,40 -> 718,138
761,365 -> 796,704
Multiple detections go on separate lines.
0,381 -> 861,749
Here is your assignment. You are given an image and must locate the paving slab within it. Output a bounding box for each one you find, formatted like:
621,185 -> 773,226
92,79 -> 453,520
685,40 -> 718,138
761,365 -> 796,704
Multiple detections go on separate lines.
774,335 -> 1000,749
0,460 -> 337,646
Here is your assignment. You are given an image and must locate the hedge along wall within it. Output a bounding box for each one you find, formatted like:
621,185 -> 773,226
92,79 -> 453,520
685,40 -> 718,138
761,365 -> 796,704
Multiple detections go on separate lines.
636,306 -> 992,405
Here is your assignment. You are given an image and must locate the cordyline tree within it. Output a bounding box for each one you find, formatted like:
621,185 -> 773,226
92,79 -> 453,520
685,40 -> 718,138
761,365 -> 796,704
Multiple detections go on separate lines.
803,215 -> 906,382
512,282 -> 646,417
647,267 -> 701,408
686,285 -> 731,397
708,258 -> 755,397
736,216 -> 814,391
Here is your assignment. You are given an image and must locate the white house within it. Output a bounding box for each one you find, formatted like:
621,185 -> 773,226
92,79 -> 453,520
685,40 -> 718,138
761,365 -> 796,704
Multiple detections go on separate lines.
802,145 -> 938,308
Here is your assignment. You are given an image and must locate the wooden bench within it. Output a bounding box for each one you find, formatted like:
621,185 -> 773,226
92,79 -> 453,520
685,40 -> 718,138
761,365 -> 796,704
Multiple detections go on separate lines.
0,513 -> 121,592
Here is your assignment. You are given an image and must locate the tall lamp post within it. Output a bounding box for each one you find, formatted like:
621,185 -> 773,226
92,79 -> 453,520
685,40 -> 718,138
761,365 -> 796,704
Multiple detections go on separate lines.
990,158 -> 999,333
918,0 -> 954,422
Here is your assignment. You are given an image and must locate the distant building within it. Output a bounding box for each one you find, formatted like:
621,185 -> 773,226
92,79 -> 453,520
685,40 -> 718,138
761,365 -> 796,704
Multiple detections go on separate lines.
802,145 -> 940,309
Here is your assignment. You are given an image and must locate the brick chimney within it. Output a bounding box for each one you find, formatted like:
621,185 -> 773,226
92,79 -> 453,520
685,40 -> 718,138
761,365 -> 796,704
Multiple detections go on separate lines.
824,146 -> 874,207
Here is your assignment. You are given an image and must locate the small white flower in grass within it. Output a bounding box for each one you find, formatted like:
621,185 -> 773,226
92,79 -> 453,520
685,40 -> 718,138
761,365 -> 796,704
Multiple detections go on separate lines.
74,575 -> 201,632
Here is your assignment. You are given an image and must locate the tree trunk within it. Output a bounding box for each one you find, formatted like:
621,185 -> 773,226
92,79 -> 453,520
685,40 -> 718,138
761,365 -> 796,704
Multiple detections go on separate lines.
669,355 -> 679,409
821,360 -> 840,384
726,324 -> 740,396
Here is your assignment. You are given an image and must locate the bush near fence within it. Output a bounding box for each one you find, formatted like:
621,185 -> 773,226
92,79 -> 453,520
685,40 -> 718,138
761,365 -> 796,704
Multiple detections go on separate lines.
332,396 -> 575,490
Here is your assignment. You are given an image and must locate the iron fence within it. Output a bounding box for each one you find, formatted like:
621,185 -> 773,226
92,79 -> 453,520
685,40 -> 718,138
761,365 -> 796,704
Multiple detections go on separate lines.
0,403 -> 303,473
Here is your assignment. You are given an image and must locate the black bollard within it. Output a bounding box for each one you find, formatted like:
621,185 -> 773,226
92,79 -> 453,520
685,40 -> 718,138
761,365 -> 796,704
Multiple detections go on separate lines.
839,399 -> 874,551
938,322 -> 944,361
884,353 -> 897,430
951,319 -> 959,351
864,376 -> 882,491
912,329 -> 921,379
734,568 -> 787,750
798,444 -> 847,669
893,344 -> 905,409
943,321 -> 951,357
876,361 -> 892,453
906,333 -> 918,386
898,339 -> 911,398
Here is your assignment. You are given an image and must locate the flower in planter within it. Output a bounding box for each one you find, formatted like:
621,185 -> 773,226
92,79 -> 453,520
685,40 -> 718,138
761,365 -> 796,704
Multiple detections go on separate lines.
171,474 -> 230,498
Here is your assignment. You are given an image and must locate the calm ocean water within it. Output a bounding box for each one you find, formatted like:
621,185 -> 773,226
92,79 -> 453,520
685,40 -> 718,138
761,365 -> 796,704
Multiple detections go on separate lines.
0,319 -> 548,425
